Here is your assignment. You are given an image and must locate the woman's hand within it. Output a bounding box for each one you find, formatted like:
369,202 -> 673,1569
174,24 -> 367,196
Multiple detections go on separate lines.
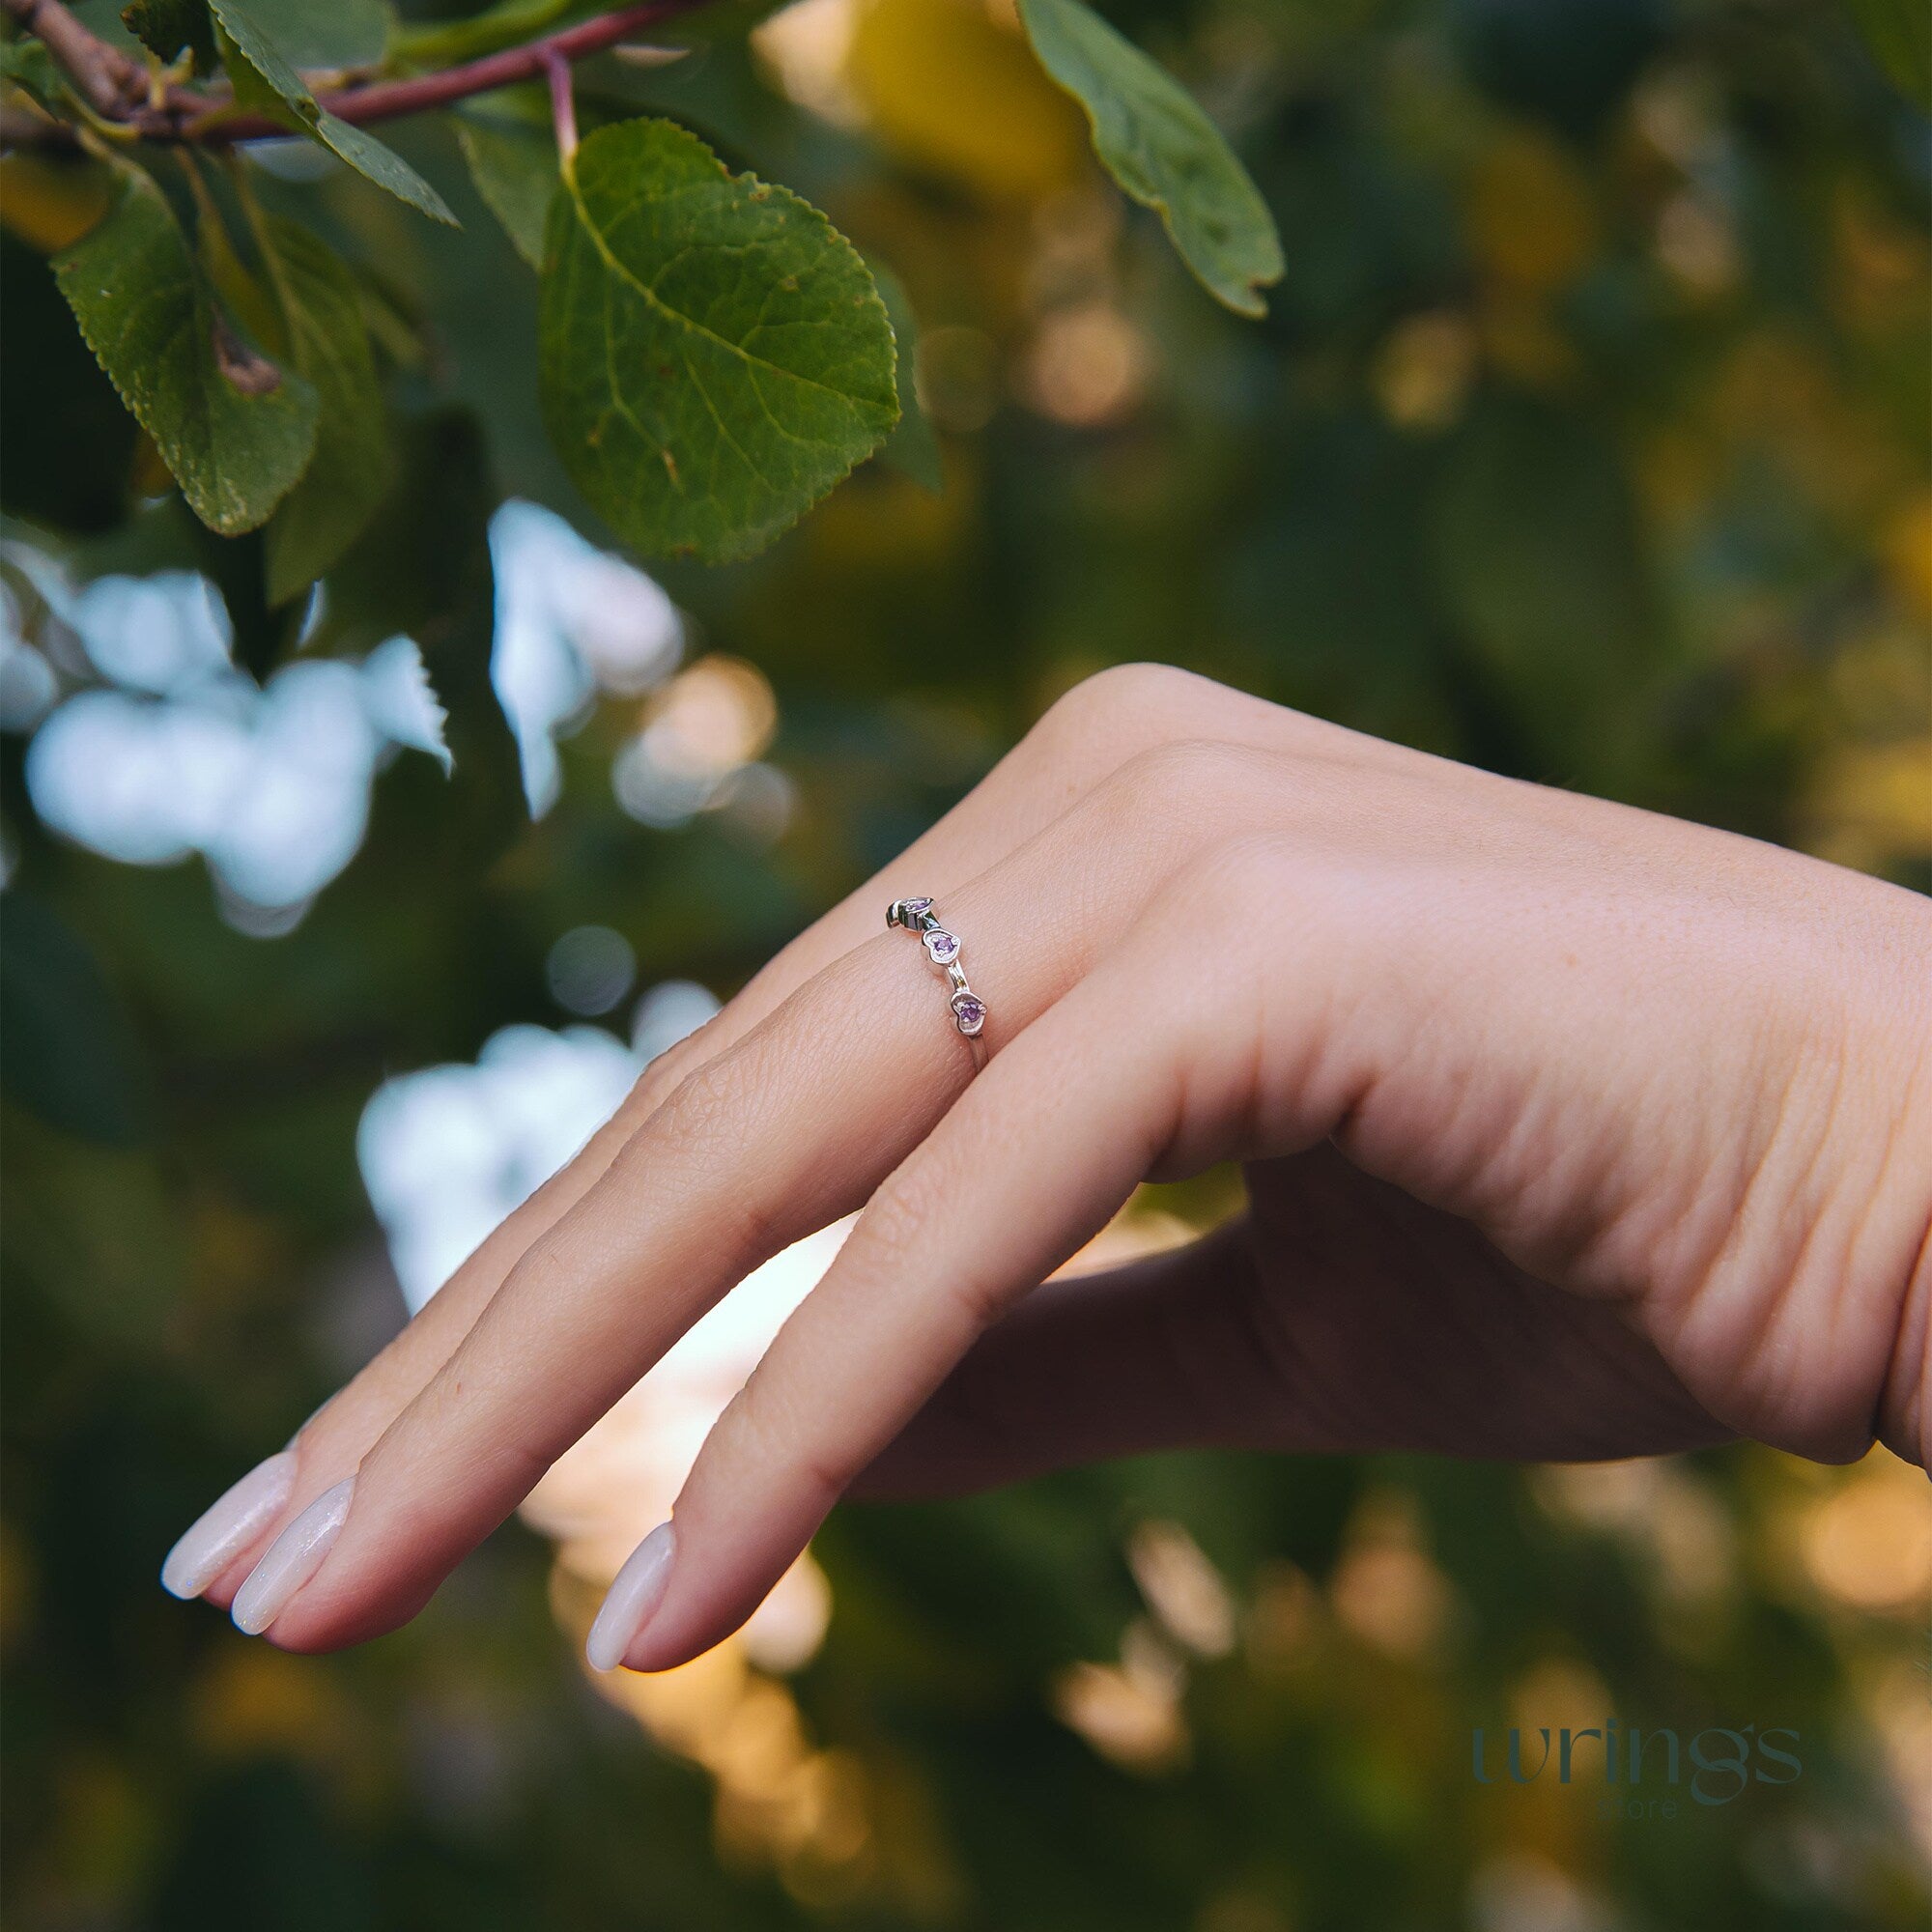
160,666 -> 1932,1671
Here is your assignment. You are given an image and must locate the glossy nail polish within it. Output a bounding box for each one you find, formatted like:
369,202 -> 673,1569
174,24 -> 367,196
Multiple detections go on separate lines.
160,1451 -> 297,1600
231,1476 -> 355,1636
585,1522 -> 676,1672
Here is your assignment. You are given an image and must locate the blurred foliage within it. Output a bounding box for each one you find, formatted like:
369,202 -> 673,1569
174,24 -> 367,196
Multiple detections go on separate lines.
3,0 -> 1931,1928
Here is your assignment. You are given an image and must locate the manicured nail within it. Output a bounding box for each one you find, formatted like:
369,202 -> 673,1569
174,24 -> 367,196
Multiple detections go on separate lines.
160,1451 -> 297,1600
231,1476 -> 355,1636
585,1522 -> 676,1672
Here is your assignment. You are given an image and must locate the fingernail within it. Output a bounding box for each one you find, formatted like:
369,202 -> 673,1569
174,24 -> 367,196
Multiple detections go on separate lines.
160,1451 -> 297,1600
231,1476 -> 355,1636
585,1522 -> 676,1673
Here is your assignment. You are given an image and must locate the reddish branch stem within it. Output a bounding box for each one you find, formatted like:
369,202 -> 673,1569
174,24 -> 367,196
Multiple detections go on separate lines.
0,0 -> 709,148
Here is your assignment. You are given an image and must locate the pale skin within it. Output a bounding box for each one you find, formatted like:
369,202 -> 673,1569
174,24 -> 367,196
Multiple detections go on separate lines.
171,666 -> 1932,1667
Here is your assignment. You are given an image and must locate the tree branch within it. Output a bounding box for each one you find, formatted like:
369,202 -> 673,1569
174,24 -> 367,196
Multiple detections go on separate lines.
1,0 -> 711,148
2,0 -> 146,118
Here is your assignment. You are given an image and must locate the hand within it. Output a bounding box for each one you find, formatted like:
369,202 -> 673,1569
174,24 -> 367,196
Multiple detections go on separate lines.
159,666 -> 1932,1671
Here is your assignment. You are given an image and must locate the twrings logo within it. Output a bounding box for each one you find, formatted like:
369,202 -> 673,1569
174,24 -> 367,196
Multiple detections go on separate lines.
1472,1722 -> 1802,1816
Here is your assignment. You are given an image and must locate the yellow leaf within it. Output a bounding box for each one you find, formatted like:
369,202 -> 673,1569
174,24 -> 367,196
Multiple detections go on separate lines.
848,0 -> 1086,200
1466,128 -> 1596,296
0,153 -> 114,255
1883,492 -> 1932,621
1805,734 -> 1932,872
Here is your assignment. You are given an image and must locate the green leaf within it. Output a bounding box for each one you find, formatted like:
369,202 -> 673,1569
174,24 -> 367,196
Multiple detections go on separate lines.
1016,0 -> 1283,317
1842,0 -> 1931,109
191,176 -> 283,350
454,91 -> 557,270
1,34 -> 69,112
538,117 -> 898,562
53,164 -> 319,536
209,2 -> 457,226
393,0 -> 575,67
121,0 -> 215,74
237,0 -> 388,70
0,890 -> 150,1146
867,259 -> 944,493
296,114 -> 458,227
251,213 -> 394,603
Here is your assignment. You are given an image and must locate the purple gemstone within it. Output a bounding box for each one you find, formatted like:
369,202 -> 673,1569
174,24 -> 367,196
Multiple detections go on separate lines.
901,897 -> 932,915
952,997 -> 985,1036
923,928 -> 960,964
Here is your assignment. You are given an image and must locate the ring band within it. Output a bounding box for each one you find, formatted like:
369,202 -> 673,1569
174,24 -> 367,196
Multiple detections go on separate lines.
887,897 -> 988,1065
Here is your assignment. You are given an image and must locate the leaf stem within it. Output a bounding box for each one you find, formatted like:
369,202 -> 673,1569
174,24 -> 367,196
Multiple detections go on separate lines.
542,47 -> 577,166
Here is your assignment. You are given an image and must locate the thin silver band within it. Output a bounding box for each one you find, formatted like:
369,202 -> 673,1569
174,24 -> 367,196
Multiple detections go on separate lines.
886,897 -> 987,1067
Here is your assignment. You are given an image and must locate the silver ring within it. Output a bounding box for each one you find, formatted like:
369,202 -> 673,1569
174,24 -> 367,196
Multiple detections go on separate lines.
887,897 -> 988,1066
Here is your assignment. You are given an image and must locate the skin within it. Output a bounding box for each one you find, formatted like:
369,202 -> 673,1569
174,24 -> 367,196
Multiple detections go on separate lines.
181,666 -> 1932,1667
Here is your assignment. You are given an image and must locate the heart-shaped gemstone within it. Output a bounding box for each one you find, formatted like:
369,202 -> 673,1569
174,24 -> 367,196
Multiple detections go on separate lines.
952,996 -> 986,1036
923,928 -> 960,965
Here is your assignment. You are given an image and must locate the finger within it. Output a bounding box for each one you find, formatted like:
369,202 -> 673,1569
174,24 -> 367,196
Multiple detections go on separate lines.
854,1179 -> 1731,1502
247,751 -> 1277,1649
850,1220 -> 1267,1497
610,928 -> 1226,1674
191,669 -> 1312,1606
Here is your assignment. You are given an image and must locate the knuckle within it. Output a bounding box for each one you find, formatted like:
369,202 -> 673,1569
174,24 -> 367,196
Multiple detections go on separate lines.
859,1174 -> 1013,1333
1065,661 -> 1203,723
1091,738 -> 1275,835
625,1016 -> 724,1121
727,1372 -> 854,1506
948,1260 -> 1019,1336
854,1170 -> 937,1274
605,1057 -> 785,1261
1027,663 -> 1209,758
1158,830 -> 1304,928
653,1056 -> 753,1160
715,1186 -> 788,1269
1122,734 -> 1249,792
1204,826 -> 1305,888
494,1216 -> 575,1309
1151,831 -> 1399,992
854,1168 -> 1011,1329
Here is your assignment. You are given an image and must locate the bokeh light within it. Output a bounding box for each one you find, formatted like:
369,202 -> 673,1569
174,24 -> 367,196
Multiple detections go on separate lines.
545,924 -> 638,1018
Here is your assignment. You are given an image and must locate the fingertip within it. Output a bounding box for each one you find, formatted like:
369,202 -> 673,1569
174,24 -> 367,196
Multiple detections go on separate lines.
229,1476 -> 355,1637
158,1449 -> 297,1603
586,1521 -> 676,1672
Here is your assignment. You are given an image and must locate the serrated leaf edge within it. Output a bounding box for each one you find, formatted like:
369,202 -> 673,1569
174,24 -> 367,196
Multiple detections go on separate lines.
52,167 -> 319,535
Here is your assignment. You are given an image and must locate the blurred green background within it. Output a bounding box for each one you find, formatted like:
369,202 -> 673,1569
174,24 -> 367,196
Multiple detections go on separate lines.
3,0 -> 1930,1926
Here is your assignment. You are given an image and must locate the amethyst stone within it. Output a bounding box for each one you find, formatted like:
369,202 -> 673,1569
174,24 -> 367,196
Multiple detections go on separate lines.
923,928 -> 960,965
952,997 -> 986,1036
